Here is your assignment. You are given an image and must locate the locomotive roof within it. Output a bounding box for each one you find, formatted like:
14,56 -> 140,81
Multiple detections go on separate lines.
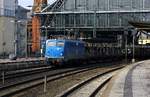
46,39 -> 84,43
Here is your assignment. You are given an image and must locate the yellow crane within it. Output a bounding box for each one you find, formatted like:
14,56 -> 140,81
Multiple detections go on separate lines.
31,0 -> 47,53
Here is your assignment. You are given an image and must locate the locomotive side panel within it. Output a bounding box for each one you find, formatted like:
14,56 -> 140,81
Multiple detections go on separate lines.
64,40 -> 85,61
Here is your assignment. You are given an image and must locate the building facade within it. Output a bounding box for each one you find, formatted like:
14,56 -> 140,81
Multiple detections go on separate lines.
0,0 -> 17,58
40,0 -> 150,40
0,17 -> 15,57
0,0 -> 17,17
0,0 -> 29,58
16,6 -> 29,57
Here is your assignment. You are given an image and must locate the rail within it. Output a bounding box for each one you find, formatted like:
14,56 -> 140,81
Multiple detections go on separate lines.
0,65 -> 102,96
56,66 -> 124,97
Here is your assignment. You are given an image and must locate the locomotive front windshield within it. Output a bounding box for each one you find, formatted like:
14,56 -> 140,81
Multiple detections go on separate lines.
47,41 -> 64,47
57,42 -> 64,47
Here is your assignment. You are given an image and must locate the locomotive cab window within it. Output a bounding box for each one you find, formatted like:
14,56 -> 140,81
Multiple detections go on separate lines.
47,42 -> 56,46
57,42 -> 64,47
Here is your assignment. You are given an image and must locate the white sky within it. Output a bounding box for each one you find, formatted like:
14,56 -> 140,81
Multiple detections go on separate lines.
19,0 -> 56,9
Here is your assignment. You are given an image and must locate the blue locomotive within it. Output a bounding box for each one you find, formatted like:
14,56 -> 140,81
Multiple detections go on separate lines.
45,39 -> 85,65
45,38 -> 150,65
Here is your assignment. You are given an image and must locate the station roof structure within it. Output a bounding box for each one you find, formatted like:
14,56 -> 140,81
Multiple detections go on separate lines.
129,21 -> 150,32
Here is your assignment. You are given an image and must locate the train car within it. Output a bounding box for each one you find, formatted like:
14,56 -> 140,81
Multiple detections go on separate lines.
45,39 -> 85,65
45,39 -> 150,66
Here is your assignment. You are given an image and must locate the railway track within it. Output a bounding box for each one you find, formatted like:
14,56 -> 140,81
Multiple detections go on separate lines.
0,66 -> 52,80
0,59 -> 45,72
56,66 -> 123,97
0,64 -> 105,97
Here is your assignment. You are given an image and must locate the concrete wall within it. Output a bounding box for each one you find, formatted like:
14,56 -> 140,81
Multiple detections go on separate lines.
0,17 -> 28,57
16,6 -> 29,57
0,0 -> 28,58
17,21 -> 27,57
0,16 -> 15,56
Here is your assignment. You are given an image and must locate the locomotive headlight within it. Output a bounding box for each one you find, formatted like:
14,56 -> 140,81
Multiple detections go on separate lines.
60,52 -> 64,56
60,53 -> 63,56
57,48 -> 60,50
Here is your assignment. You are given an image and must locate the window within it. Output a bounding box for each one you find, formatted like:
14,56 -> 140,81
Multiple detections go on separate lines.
47,42 -> 56,46
57,42 -> 64,47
